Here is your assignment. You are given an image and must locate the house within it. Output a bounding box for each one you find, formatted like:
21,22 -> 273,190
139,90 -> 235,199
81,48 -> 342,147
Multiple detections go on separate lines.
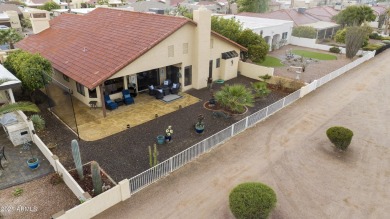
220,15 -> 294,50
16,7 -> 246,115
239,6 -> 340,39
0,4 -> 23,31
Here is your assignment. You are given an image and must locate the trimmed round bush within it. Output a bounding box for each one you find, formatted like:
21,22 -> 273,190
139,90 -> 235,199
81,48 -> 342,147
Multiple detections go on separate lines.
326,126 -> 353,151
329,46 -> 341,54
229,182 -> 277,219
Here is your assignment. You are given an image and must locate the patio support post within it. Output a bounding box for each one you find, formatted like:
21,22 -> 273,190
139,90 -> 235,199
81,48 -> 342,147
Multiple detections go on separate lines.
124,76 -> 128,89
7,88 -> 15,103
100,84 -> 107,117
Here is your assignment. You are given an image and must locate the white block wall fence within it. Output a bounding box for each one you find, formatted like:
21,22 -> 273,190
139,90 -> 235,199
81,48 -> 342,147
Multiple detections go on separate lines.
23,51 -> 375,218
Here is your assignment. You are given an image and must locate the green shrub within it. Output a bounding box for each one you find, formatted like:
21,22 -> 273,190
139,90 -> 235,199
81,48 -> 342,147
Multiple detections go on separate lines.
362,43 -> 383,51
382,40 -> 390,45
251,82 -> 271,99
369,32 -> 382,40
292,26 -> 317,39
29,114 -> 45,131
326,126 -> 353,151
229,182 -> 277,219
329,46 -> 341,54
334,28 -> 346,43
382,36 -> 390,40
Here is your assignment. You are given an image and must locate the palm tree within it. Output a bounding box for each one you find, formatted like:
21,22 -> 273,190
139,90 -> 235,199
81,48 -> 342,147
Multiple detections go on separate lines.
0,79 -> 39,115
0,29 -> 23,49
215,84 -> 254,114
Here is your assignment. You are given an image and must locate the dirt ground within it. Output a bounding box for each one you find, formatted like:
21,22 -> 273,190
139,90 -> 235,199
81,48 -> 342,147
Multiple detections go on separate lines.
270,45 -> 357,83
95,50 -> 390,219
0,173 -> 79,219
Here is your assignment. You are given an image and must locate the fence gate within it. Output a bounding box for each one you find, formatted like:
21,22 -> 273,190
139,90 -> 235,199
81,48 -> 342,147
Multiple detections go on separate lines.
43,74 -> 79,137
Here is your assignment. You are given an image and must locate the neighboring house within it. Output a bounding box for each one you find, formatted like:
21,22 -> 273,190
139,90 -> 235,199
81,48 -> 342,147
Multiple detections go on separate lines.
24,0 -> 74,9
16,7 -> 246,114
370,5 -> 388,28
239,6 -> 340,39
127,1 -> 169,13
221,15 -> 294,50
0,4 -> 23,31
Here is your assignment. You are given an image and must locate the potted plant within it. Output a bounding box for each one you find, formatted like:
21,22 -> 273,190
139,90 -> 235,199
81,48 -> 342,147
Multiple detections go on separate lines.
195,114 -> 205,134
22,141 -> 39,169
165,126 -> 173,142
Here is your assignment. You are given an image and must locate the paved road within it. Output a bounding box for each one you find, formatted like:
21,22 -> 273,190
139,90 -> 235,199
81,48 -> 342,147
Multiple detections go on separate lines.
95,50 -> 390,219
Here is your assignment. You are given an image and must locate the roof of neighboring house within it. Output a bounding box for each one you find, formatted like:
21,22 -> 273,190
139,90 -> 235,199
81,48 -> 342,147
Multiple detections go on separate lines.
239,6 -> 339,26
0,4 -> 22,15
27,0 -> 49,4
221,15 -> 293,30
302,21 -> 339,30
0,64 -> 21,90
129,1 -> 170,12
305,6 -> 339,22
371,6 -> 388,16
16,8 -> 245,89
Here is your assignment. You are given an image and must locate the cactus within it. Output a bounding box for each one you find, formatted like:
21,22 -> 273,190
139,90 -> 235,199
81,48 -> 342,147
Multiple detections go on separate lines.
148,144 -> 159,168
71,139 -> 84,180
91,161 -> 103,196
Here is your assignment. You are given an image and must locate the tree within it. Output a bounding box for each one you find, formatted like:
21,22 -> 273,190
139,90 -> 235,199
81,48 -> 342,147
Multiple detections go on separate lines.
0,29 -> 23,49
20,18 -> 32,30
38,1 -> 61,11
214,84 -> 254,114
237,0 -> 269,13
211,17 -> 269,62
345,26 -> 366,59
211,17 -> 243,42
3,50 -> 52,96
229,182 -> 277,219
333,5 -> 376,27
238,29 -> 269,62
97,0 -> 109,5
0,79 -> 40,115
291,26 -> 317,39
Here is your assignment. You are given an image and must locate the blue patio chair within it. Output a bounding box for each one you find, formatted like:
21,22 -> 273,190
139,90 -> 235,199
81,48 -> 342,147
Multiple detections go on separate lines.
122,89 -> 134,105
170,83 -> 181,94
104,95 -> 118,110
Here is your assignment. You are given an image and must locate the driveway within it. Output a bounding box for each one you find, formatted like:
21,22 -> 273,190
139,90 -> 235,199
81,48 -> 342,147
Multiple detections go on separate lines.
95,50 -> 390,219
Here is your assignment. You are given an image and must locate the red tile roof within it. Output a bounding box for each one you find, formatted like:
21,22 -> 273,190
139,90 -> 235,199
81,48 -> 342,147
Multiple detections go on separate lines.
239,6 -> 339,26
16,8 -> 245,89
16,8 -> 194,89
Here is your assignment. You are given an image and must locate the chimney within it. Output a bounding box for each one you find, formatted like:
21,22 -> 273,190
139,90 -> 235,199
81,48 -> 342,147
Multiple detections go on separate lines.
30,10 -> 50,34
192,6 -> 211,89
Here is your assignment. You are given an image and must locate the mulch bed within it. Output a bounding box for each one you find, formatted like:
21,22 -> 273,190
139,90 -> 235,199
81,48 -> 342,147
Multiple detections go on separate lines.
17,75 -> 291,183
68,162 -> 116,198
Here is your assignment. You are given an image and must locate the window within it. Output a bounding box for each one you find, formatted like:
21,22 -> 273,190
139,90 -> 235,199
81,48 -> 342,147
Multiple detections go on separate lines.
183,43 -> 188,54
76,82 -> 85,96
282,32 -> 288,39
89,88 -> 97,98
184,66 -> 192,86
216,58 -> 220,68
63,74 -> 69,82
168,45 -> 174,57
104,78 -> 124,94
210,39 -> 214,49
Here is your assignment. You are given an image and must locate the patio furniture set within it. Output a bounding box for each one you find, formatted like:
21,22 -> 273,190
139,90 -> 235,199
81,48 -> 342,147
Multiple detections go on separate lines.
148,79 -> 181,99
104,89 -> 135,110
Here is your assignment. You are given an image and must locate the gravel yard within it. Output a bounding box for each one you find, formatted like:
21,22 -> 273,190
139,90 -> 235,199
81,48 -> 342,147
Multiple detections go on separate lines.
0,173 -> 79,219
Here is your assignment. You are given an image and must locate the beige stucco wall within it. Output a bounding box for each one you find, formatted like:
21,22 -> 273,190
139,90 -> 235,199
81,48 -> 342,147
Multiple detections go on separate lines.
238,61 -> 274,80
5,11 -> 22,31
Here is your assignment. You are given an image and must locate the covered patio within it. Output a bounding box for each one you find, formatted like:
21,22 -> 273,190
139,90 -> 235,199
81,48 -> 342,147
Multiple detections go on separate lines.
50,90 -> 200,141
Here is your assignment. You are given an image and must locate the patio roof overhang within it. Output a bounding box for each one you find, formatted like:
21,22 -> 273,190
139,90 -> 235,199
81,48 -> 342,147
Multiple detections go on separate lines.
0,65 -> 21,91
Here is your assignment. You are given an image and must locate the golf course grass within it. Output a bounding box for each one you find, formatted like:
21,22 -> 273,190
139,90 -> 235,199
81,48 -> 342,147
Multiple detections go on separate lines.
258,56 -> 284,67
292,50 -> 337,60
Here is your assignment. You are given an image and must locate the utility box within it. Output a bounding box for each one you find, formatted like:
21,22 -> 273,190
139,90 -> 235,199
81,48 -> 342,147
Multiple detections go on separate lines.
1,113 -> 32,146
